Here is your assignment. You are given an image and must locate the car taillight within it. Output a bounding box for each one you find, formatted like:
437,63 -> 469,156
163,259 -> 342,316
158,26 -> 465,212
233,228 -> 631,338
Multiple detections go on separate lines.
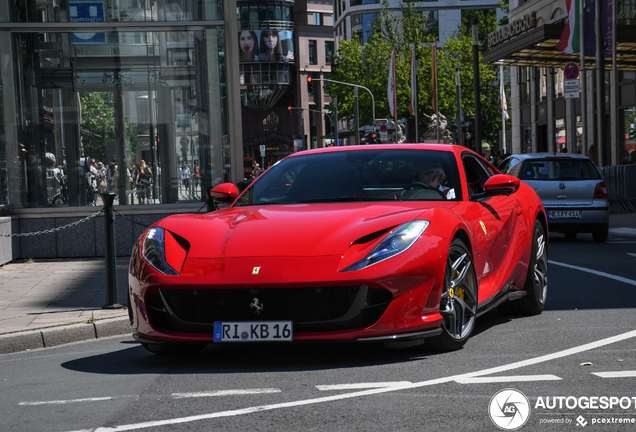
594,182 -> 608,199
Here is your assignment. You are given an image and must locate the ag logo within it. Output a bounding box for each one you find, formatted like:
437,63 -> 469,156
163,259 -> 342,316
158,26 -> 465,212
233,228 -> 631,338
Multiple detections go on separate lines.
489,388 -> 531,430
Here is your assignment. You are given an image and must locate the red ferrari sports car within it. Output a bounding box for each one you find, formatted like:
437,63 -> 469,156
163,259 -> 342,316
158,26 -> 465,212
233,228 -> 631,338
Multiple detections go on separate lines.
128,144 -> 548,354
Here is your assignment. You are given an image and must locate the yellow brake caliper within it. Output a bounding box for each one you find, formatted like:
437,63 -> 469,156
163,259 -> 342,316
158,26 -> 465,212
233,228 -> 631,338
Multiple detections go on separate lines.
452,269 -> 465,300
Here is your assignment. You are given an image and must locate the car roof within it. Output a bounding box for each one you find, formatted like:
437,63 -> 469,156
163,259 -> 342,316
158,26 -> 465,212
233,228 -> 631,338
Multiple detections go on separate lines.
289,144 -> 470,158
505,153 -> 592,160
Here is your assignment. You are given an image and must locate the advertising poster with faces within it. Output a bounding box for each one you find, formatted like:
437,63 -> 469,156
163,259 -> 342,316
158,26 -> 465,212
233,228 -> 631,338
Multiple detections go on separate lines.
238,30 -> 294,62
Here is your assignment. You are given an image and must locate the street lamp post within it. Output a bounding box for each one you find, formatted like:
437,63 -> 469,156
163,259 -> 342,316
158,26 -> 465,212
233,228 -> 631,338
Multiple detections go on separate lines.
308,77 -> 376,134
288,106 -> 334,147
455,67 -> 463,147
472,18 -> 482,155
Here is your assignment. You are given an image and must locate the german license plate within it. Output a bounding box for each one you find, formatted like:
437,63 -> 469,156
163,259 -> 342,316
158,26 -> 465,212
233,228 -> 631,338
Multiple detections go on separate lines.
213,321 -> 293,342
548,210 -> 581,219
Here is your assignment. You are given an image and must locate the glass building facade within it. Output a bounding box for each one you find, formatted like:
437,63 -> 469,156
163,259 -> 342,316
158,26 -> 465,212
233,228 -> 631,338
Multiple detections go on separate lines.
0,0 -> 236,209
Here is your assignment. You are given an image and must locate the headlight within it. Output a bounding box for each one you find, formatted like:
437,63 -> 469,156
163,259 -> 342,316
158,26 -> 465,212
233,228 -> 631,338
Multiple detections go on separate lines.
142,227 -> 188,275
342,221 -> 430,272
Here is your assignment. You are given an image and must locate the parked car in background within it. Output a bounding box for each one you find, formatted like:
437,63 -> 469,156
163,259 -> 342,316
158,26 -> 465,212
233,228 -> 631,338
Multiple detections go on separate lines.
498,153 -> 609,242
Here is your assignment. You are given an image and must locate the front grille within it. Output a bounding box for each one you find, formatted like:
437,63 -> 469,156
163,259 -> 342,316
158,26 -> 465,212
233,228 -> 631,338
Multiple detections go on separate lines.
146,286 -> 392,334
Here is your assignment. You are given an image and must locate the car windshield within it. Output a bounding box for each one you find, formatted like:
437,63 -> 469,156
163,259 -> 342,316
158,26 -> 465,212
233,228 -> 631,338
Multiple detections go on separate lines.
235,149 -> 461,206
519,158 -> 601,181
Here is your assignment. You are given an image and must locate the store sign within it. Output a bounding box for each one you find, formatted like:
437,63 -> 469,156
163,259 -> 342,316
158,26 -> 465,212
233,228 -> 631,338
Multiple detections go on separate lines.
617,10 -> 636,22
487,12 -> 537,48
70,2 -> 106,44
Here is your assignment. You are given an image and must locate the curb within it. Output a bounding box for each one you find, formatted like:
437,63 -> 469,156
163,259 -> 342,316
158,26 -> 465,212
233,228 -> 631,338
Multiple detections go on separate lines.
0,317 -> 132,354
609,228 -> 636,239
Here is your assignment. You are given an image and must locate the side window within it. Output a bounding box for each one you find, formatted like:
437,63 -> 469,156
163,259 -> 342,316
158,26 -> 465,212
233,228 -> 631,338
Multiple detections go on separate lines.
498,158 -> 512,174
462,154 -> 493,196
507,157 -> 522,177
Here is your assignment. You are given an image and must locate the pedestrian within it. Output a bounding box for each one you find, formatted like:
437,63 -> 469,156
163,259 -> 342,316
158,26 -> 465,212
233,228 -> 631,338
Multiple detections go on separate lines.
182,164 -> 191,189
135,160 -> 152,204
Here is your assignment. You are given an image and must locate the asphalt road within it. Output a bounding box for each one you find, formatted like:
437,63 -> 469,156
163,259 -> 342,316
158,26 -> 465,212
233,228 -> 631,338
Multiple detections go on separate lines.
1,233 -> 635,432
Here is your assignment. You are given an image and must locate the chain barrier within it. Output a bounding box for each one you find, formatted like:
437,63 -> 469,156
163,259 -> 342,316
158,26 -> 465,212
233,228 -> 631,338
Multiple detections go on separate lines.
2,208 -> 105,237
112,208 -> 152,229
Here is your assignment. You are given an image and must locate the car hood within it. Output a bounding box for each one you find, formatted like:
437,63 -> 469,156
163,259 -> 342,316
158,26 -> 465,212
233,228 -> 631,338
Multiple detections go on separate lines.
157,203 -> 455,258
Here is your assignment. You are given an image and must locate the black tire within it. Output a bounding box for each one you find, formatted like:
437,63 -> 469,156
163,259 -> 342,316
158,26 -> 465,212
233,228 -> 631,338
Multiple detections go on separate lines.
564,232 -> 577,240
592,224 -> 609,243
426,238 -> 478,352
499,220 -> 548,316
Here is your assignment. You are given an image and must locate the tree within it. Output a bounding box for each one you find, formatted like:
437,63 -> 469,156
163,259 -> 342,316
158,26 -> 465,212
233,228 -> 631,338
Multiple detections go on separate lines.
327,1 -> 508,147
80,92 -> 138,160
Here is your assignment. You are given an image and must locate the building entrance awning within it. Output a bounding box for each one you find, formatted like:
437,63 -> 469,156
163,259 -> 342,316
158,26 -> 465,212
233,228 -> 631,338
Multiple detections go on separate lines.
483,21 -> 636,71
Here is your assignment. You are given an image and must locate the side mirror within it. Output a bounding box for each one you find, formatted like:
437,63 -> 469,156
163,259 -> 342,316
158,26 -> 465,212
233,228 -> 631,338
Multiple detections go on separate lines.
483,174 -> 520,194
205,183 -> 239,212
209,183 -> 239,199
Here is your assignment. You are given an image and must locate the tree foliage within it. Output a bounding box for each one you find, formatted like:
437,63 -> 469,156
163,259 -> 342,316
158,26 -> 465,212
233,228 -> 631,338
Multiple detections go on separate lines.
328,1 -> 510,148
80,92 -> 138,160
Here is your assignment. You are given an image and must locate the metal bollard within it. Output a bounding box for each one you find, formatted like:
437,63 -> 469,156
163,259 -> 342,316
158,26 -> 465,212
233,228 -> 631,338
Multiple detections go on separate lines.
102,191 -> 123,309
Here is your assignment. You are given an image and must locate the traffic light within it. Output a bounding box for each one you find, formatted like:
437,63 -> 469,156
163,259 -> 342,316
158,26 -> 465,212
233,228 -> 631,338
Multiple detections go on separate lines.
307,76 -> 314,94
629,128 -> 635,140
288,106 -> 292,117
365,133 -> 381,144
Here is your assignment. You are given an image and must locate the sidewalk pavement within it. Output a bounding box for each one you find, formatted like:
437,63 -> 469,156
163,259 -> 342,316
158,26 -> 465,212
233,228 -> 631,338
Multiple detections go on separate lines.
1,213 -> 635,355
0,258 -> 131,354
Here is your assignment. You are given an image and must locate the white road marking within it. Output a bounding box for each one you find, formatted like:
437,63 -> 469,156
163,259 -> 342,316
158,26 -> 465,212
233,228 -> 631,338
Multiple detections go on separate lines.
549,260 -> 636,287
455,375 -> 561,384
64,329 -> 636,432
20,397 -> 114,406
316,382 -> 411,391
592,371 -> 636,378
172,389 -> 281,399
628,253 -> 636,259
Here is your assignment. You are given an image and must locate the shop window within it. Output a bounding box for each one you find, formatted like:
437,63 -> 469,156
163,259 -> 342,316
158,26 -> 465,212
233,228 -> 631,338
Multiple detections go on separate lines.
623,107 -> 636,164
520,67 -> 530,106
1,28 -> 227,208
554,69 -> 564,98
524,126 -> 532,153
555,118 -> 566,152
540,68 -> 547,102
620,71 -> 635,83
576,115 -> 583,154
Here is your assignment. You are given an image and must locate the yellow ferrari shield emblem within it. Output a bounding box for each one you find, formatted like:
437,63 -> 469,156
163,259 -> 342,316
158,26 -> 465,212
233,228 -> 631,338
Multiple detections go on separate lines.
479,220 -> 487,235
449,288 -> 454,298
252,266 -> 261,275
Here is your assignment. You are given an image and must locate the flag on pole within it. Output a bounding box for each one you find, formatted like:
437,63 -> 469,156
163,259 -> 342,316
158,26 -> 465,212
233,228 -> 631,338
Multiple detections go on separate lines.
584,0 -> 596,56
556,0 -> 580,53
388,49 -> 396,118
431,43 -> 438,114
409,45 -> 416,115
500,66 -> 509,120
601,0 -> 613,56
